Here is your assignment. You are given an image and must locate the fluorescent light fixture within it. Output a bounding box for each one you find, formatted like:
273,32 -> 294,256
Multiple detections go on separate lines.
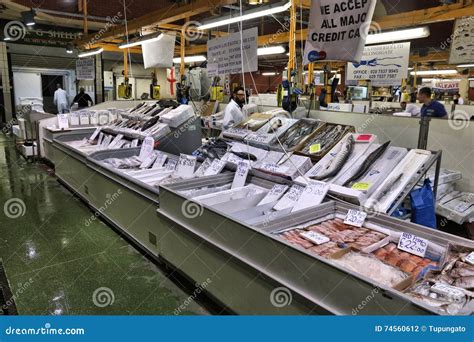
66,44 -> 74,54
198,1 -> 291,30
258,46 -> 285,56
173,55 -> 207,64
366,26 -> 430,45
78,48 -> 103,58
262,72 -> 277,76
457,64 -> 474,68
3,36 -> 11,41
407,67 -> 414,70
119,32 -> 164,49
410,69 -> 457,76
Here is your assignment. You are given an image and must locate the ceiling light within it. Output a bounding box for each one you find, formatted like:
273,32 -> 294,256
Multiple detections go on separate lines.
410,70 -> 458,76
198,1 -> 291,30
78,48 -> 104,58
407,67 -> 414,70
119,32 -> 164,49
456,64 -> 474,68
262,72 -> 277,76
173,55 -> 207,64
66,44 -> 74,54
366,26 -> 430,45
21,10 -> 36,26
258,46 -> 286,56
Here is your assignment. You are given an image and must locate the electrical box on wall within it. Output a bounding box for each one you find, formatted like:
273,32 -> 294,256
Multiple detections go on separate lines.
104,71 -> 114,88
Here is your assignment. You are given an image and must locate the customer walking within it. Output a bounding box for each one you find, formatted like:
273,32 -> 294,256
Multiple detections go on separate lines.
53,84 -> 69,114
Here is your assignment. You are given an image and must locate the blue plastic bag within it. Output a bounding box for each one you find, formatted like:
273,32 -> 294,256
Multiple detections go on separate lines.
410,179 -> 437,228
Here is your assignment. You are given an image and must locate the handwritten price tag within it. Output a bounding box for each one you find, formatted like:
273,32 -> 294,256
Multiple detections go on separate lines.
165,159 -> 177,171
292,181 -> 329,213
464,252 -> 474,265
58,114 -> 70,129
194,158 -> 212,177
89,127 -> 101,141
300,231 -> 330,245
79,111 -> 89,125
140,152 -> 157,169
344,209 -> 367,228
431,283 -> 465,301
397,232 -> 429,258
232,161 -> 250,189
139,137 -> 155,161
204,159 -> 227,176
258,184 -> 289,206
273,185 -> 304,211
70,112 -> 80,125
176,154 -> 197,179
309,144 -> 321,154
351,182 -> 371,191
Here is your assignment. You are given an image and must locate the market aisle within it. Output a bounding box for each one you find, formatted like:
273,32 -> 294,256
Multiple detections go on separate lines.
0,135 -> 208,315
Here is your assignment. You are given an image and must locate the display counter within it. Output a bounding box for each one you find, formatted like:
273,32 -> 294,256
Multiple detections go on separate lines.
158,177 -> 474,315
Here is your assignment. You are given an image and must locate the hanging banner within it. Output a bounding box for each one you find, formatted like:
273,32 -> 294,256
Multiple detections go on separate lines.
345,42 -> 410,86
303,0 -> 377,65
143,32 -> 176,69
448,16 -> 474,65
76,58 -> 95,80
207,27 -> 258,75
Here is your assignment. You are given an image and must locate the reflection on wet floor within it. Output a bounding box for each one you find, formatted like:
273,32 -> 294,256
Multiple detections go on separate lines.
0,135 -> 208,315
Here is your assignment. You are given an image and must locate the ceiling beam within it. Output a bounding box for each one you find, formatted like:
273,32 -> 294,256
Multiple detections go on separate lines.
76,0 -> 236,47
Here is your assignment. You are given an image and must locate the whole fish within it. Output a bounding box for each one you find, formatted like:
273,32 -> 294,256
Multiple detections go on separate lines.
373,172 -> 404,202
454,276 -> 474,289
311,135 -> 355,181
230,150 -> 258,161
267,119 -> 283,133
343,141 -> 391,187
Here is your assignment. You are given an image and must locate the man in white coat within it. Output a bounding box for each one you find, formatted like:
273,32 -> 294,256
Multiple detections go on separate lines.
53,84 -> 69,114
222,87 -> 246,129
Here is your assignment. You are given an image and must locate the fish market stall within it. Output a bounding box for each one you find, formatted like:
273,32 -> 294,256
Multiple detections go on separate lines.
157,174 -> 474,315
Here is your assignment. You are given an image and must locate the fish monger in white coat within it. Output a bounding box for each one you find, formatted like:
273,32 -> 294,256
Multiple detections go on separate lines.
53,83 -> 69,114
222,87 -> 246,129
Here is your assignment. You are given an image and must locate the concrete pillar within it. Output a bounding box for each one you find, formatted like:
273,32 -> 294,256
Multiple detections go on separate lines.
0,42 -> 13,124
95,54 -> 103,104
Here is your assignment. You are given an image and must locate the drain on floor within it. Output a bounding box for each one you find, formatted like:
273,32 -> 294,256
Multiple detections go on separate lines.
0,261 -> 18,315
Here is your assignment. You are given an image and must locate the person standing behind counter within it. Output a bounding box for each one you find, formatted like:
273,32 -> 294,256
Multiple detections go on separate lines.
417,87 -> 448,118
223,87 -> 247,129
72,87 -> 94,109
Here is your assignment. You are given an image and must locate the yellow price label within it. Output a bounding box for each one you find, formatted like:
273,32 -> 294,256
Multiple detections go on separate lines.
309,144 -> 321,154
352,182 -> 371,191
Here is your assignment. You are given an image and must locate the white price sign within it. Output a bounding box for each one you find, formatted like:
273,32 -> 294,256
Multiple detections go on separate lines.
194,158 -> 212,177
97,132 -> 104,146
176,154 -> 197,179
292,181 -> 329,213
204,159 -> 227,176
165,159 -> 177,171
139,137 -> 155,161
57,114 -> 69,129
140,152 -> 157,169
108,134 -> 124,149
131,139 -> 139,148
464,252 -> 474,265
344,209 -> 367,228
70,112 -> 79,125
79,112 -> 89,125
431,283 -> 465,300
232,161 -> 250,189
89,127 -> 101,141
397,232 -> 429,258
258,184 -> 289,206
152,152 -> 168,169
273,185 -> 305,211
300,231 -> 330,245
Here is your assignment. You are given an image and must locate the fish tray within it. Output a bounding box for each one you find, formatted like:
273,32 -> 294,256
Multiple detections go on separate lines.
294,123 -> 355,162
